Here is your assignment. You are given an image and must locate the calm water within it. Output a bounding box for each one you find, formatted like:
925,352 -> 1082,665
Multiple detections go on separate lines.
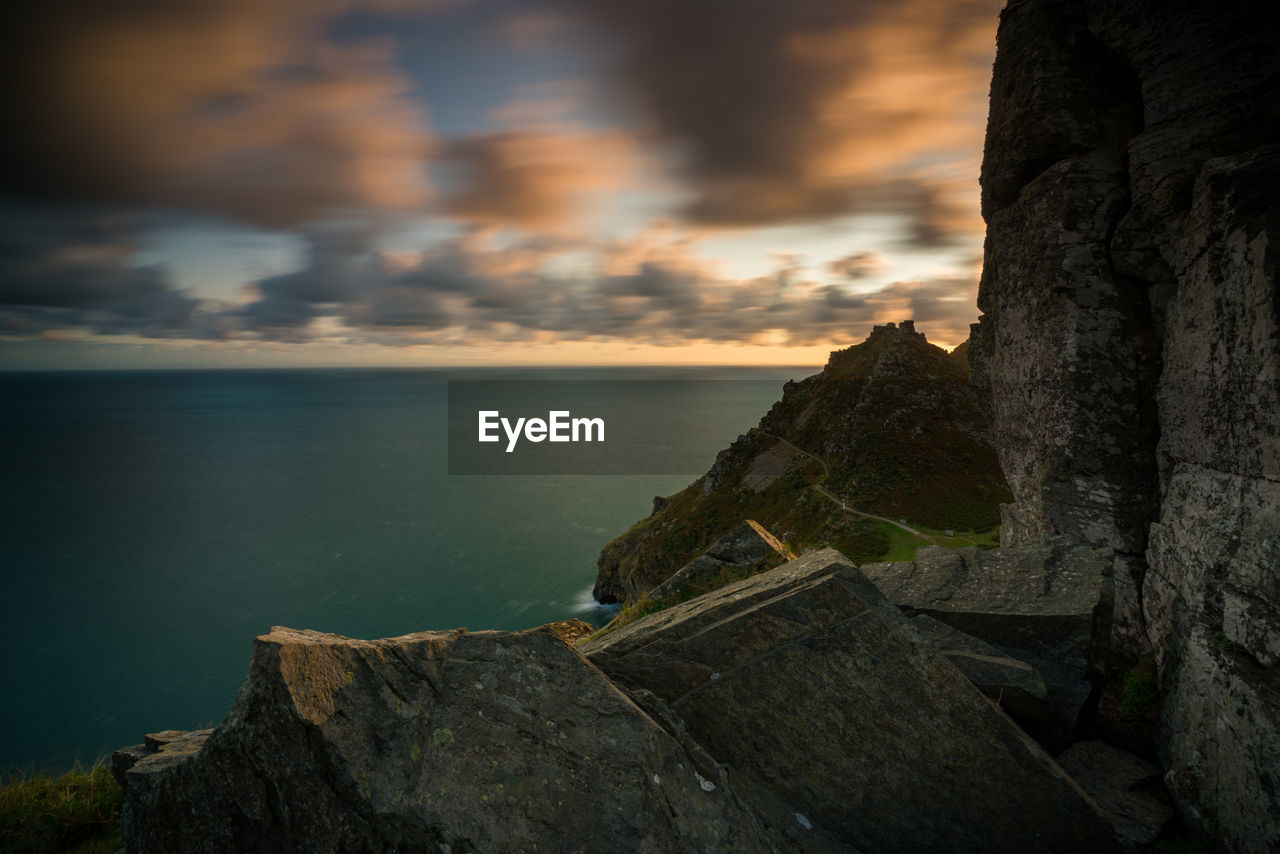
0,366 -> 803,773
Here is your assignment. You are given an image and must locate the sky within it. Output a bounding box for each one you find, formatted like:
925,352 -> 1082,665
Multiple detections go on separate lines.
0,0 -> 1005,369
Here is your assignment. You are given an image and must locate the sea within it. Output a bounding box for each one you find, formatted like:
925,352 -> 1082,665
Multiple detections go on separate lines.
0,366 -> 807,774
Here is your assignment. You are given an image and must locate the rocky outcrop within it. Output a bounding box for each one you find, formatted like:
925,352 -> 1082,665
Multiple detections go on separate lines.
646,519 -> 793,602
970,0 -> 1280,847
583,549 -> 1118,853
862,545 -> 1112,665
1056,740 -> 1175,850
862,545 -> 1111,746
596,323 -> 1010,605
117,550 -> 1129,853
114,624 -> 774,853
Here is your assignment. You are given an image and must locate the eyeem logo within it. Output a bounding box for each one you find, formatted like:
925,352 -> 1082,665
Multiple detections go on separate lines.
478,410 -> 605,453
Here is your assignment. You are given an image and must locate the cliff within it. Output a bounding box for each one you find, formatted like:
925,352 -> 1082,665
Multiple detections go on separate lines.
116,554 -> 1130,853
970,0 -> 1280,847
594,321 -> 1011,605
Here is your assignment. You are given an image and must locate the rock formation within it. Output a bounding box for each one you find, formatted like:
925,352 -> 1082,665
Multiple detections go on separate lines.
115,624 -> 774,853
117,553 -> 1121,853
582,549 -> 1117,853
862,544 -> 1112,747
969,0 -> 1280,847
595,322 -> 1010,605
646,519 -> 794,602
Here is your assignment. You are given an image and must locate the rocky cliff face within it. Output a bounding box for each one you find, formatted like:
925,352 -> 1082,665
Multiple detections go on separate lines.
970,0 -> 1280,847
117,553 -> 1128,853
595,321 -> 1011,605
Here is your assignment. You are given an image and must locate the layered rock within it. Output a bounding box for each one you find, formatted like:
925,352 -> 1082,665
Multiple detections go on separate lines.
970,0 -> 1280,847
117,551 -> 1127,853
646,519 -> 793,602
1057,740 -> 1175,849
583,549 -> 1118,853
114,624 -> 773,853
861,544 -> 1112,746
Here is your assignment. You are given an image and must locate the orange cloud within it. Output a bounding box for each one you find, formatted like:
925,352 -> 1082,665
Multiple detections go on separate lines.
572,0 -> 1002,242
444,125 -> 640,229
3,0 -> 440,226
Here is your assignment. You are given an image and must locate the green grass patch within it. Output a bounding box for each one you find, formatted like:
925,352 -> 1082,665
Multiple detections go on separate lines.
877,522 -> 934,562
0,765 -> 122,854
830,527 -> 892,564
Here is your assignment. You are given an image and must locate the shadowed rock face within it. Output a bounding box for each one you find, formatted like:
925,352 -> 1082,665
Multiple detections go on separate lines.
583,550 -> 1118,854
970,0 -> 1280,847
114,625 -> 774,854
116,552 -> 1122,854
861,545 -> 1112,749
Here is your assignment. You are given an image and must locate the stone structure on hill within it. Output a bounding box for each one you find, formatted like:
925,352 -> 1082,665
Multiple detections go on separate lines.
969,0 -> 1280,847
594,321 -> 1010,606
117,552 -> 1122,853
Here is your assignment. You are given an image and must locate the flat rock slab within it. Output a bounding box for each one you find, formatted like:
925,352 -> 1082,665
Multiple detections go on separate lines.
861,544 -> 1113,664
583,549 -> 1118,853
114,624 -> 773,853
909,614 -> 1048,702
1056,740 -> 1175,849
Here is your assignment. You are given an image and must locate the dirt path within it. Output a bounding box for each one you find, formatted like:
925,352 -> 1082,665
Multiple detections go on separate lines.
761,431 -> 938,544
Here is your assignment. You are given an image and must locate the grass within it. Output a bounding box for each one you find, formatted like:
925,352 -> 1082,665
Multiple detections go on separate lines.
0,763 -> 122,854
877,522 -> 934,562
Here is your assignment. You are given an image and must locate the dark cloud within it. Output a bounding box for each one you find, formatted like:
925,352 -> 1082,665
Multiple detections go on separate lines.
829,250 -> 887,280
567,0 -> 1000,240
0,0 -> 437,227
0,205 -> 199,336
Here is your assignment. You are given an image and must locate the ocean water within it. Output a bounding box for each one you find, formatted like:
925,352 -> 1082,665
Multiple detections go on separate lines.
0,366 -> 804,773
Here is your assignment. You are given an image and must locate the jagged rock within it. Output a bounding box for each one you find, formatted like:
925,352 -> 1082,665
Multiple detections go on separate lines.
647,519 -> 792,602
971,0 -> 1280,846
862,545 -> 1110,747
908,614 -> 1048,710
113,625 -> 773,853
582,550 -> 1119,853
861,544 -> 1112,665
1056,740 -> 1174,849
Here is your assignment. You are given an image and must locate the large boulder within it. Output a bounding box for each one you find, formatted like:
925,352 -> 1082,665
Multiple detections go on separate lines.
113,624 -> 773,853
861,544 -> 1110,745
582,549 -> 1118,853
1056,740 -> 1175,850
860,545 -> 1112,666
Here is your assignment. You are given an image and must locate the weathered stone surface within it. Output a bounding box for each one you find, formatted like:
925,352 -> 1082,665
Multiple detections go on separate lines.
1056,740 -> 1174,850
861,544 -> 1112,664
647,519 -> 791,602
584,550 -> 1118,853
114,625 -> 773,853
971,0 -> 1280,846
909,614 -> 1048,704
907,613 -> 1061,728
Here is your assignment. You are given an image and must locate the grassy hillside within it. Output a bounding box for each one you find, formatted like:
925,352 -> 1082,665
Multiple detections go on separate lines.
593,324 -> 1012,604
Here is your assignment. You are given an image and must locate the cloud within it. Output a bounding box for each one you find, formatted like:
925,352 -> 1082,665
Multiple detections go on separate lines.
0,204 -> 199,336
0,0 -> 440,227
0,210 -> 980,348
443,126 -> 639,228
566,0 -> 1001,241
829,250 -> 888,280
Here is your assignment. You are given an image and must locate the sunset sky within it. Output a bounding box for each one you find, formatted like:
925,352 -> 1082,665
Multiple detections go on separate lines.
0,0 -> 1005,368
